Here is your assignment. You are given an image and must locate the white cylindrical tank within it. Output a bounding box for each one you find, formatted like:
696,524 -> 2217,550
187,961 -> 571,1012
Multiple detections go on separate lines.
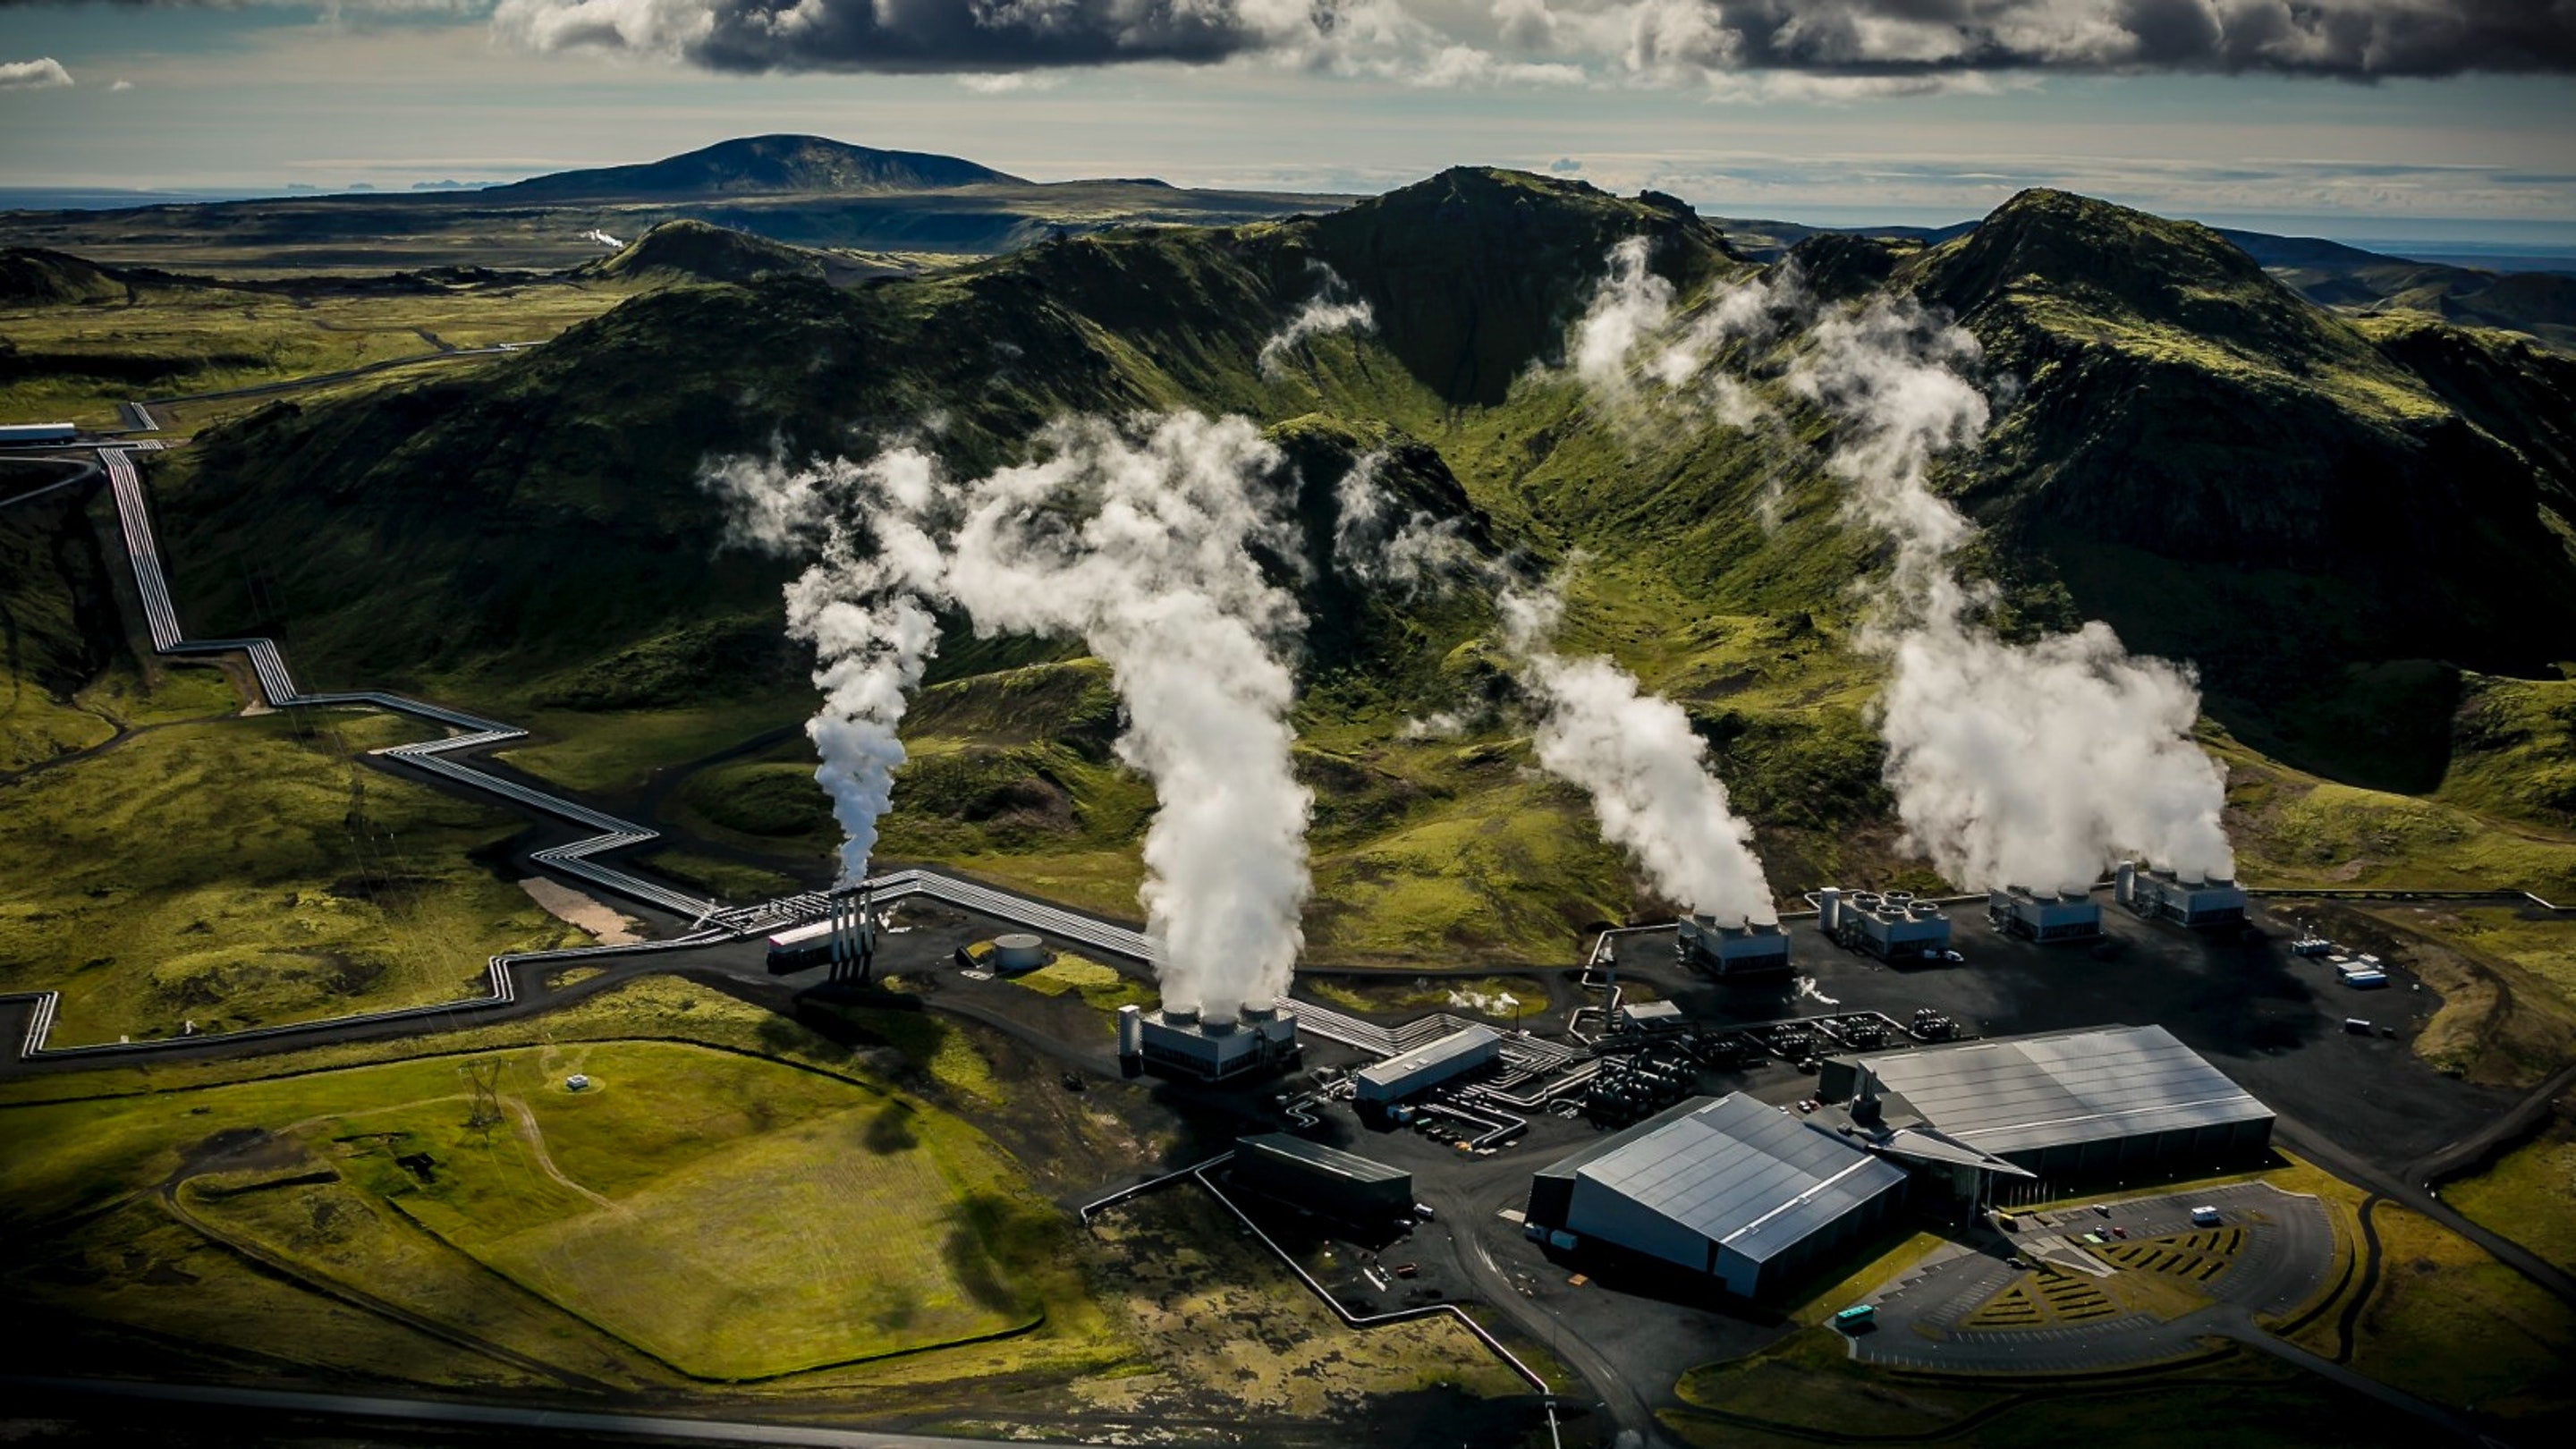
2115,860 -> 2137,904
1818,887 -> 1842,932
1116,1004 -> 1143,1059
994,933 -> 1046,971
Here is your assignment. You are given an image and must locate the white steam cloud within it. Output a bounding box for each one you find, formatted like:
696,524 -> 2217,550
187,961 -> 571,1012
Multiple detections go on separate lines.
1498,580 -> 1777,924
1330,451 -> 1471,594
704,450 -> 947,885
1786,298 -> 2233,893
922,413 -> 1312,1020
1259,264 -> 1377,378
720,413 -> 1315,1018
1569,237 -> 1782,428
1563,243 -> 2235,893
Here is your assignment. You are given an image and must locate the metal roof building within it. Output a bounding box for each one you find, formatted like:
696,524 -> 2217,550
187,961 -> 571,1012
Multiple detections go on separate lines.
1822,1024 -> 2275,1189
1233,1133 -> 1413,1224
1352,1024 -> 1501,1106
1525,1094 -> 1908,1300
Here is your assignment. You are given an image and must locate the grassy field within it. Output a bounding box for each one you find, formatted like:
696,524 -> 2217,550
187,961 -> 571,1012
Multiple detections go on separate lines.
0,704 -> 573,1046
1076,1188 -> 1535,1420
493,694 -> 811,797
3,1038 -> 1054,1383
0,275 -> 631,429
1005,954 -> 1157,1013
2445,1109 -> 2576,1278
0,972 -> 1521,1437
2350,1201 -> 2576,1422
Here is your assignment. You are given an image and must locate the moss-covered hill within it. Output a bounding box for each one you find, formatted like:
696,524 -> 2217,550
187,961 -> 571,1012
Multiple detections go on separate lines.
133,173 -> 2576,962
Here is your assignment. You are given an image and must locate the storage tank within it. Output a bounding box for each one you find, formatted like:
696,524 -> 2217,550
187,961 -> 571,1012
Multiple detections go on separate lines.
1116,1004 -> 1144,1062
1818,887 -> 1843,933
993,933 -> 1046,971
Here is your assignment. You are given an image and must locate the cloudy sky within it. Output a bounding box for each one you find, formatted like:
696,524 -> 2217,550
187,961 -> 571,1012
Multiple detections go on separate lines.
2,1 -> 2571,242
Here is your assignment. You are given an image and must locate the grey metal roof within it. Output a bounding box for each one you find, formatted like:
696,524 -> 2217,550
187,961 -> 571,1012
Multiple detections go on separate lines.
1854,1025 -> 2272,1157
1533,1096 -> 1711,1184
1571,1095 -> 1906,1265
1237,1133 -> 1408,1186
1353,1023 -> 1501,1091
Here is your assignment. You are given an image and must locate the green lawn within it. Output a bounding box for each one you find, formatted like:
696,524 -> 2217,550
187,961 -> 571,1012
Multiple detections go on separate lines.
0,705 -> 572,1046
3,1039 -> 1049,1383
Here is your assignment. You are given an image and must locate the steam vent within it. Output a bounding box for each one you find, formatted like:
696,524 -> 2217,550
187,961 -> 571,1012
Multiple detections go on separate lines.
1135,1002 -> 1301,1082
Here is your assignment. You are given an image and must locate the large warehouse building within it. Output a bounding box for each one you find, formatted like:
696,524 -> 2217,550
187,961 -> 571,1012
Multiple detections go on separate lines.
1524,1094 -> 1908,1301
1818,1024 -> 2275,1196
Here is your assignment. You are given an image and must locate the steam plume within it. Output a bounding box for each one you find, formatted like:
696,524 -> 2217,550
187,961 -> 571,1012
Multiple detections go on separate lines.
885,413 -> 1312,1021
1330,451 -> 1470,594
1569,237 -> 1784,428
1787,297 -> 2234,892
1560,245 -> 2234,891
1259,264 -> 1377,378
1498,580 -> 1777,925
704,451 -> 947,884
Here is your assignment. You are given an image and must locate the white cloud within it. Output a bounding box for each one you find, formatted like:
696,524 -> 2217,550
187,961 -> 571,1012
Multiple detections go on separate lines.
109,79 -> 135,92
0,58 -> 74,91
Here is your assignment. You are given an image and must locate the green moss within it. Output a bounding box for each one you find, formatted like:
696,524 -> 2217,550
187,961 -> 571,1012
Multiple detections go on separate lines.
0,708 -> 572,1046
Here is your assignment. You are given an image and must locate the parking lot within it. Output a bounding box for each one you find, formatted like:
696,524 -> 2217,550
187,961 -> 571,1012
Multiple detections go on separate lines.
1852,1181 -> 2337,1372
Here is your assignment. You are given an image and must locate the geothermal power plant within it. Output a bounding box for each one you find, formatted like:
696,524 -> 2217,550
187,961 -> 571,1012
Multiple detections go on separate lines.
746,833 -> 2317,1325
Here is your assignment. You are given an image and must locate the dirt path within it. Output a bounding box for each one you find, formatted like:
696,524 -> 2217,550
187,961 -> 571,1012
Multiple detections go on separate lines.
502,1095 -> 618,1213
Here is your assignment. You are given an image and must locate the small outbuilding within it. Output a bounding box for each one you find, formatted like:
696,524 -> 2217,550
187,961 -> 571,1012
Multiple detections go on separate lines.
1352,1024 -> 1501,1106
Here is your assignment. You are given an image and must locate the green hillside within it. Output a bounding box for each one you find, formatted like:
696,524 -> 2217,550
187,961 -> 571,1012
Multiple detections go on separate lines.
96,172 -> 2576,962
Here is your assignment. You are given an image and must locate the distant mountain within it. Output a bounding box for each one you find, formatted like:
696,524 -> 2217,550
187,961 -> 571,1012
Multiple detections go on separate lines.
483,135 -> 1022,202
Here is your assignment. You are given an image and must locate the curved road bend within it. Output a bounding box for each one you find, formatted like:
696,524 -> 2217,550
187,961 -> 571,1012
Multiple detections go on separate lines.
4,1377 -> 1095,1449
2276,1110 -> 2576,1309
1456,1188 -> 1673,1448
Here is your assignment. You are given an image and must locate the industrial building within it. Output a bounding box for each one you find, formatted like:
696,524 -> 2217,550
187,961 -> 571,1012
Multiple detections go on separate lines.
1676,916 -> 1792,977
1818,888 -> 1951,963
1232,1133 -> 1413,1225
1353,1024 -> 1500,1106
1986,886 -> 2103,943
1524,1094 -> 1908,1300
1133,1003 -> 1301,1083
2117,862 -> 2250,929
1818,1024 -> 2275,1193
0,422 -> 77,447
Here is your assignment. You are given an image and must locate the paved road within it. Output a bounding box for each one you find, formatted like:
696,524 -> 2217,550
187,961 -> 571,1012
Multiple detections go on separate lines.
1455,1186 -> 1673,1447
4,1377 -> 1098,1448
2276,1110 -> 2576,1309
